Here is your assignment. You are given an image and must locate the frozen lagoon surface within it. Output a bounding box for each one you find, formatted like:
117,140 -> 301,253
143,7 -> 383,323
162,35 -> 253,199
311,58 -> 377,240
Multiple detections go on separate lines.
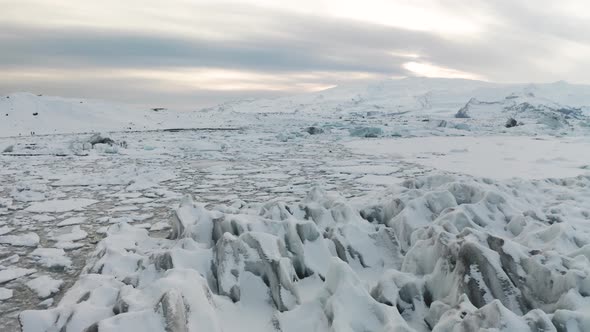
347,136 -> 590,180
2,78 -> 590,331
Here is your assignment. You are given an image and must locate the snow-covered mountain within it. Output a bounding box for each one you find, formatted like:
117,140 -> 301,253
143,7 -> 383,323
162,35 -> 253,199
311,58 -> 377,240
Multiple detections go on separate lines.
1,93 -> 152,136
213,77 -> 590,115
3,78 -> 590,138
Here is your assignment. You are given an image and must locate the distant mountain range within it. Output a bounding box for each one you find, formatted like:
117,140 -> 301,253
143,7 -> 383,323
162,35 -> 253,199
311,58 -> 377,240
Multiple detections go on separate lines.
2,78 -> 590,137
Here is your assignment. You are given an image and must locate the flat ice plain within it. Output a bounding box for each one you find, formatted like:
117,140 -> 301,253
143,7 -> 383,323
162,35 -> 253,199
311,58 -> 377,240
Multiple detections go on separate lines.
347,136 -> 590,179
1,78 -> 590,331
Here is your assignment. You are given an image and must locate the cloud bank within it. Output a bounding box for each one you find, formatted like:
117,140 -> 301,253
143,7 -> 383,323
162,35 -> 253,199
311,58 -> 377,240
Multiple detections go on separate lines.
1,0 -> 589,109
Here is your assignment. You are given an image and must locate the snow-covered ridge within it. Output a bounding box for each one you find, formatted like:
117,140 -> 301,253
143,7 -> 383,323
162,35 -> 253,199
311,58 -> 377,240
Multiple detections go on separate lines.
20,173 -> 590,331
0,93 -> 240,138
213,78 -> 590,115
210,78 -> 590,137
1,93 -> 150,137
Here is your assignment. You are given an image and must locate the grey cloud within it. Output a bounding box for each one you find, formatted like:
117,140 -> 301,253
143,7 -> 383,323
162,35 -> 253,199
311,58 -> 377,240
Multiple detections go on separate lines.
1,2 -> 589,108
0,5 -> 488,76
0,20 -> 415,74
470,0 -> 590,44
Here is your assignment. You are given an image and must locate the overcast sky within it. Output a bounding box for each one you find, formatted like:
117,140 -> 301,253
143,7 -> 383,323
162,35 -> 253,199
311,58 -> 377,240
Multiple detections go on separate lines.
2,0 -> 590,109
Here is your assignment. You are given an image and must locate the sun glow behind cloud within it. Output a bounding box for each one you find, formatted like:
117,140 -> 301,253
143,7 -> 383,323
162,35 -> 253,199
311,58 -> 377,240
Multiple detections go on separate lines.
402,62 -> 485,81
0,67 -> 383,92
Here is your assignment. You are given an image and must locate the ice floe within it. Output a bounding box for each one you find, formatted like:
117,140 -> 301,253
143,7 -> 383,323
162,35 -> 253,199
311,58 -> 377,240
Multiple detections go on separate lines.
0,232 -> 40,247
0,268 -> 36,284
26,275 -> 64,298
29,248 -> 72,269
26,199 -> 98,213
